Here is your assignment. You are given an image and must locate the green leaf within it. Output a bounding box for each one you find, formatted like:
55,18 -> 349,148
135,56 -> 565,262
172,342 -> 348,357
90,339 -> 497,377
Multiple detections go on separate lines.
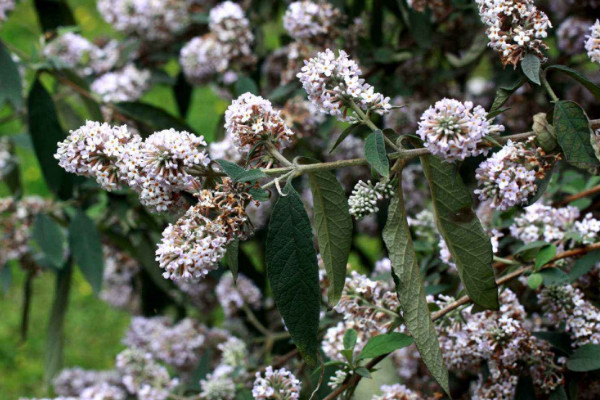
539,268 -> 569,286
420,155 -> 498,310
567,344 -> 600,371
514,374 -> 536,400
28,78 -> 73,199
343,329 -> 358,351
568,250 -> 600,282
225,239 -> 239,282
534,244 -> 557,269
446,34 -> 488,68
45,264 -> 72,382
0,40 -> 23,110
364,130 -> 389,178
546,65 -> 600,101
527,273 -> 543,290
354,367 -> 372,379
526,163 -> 555,206
68,210 -> 104,294
234,76 -> 259,96
489,78 -> 524,114
408,7 -> 432,49
115,101 -> 197,137
308,171 -> 352,305
521,54 -> 541,85
34,0 -> 75,31
330,123 -> 369,153
174,71 -> 193,118
357,332 -> 414,361
554,101 -> 600,172
533,331 -> 572,355
266,184 -> 320,367
33,214 -> 65,269
216,159 -> 266,183
549,386 -> 568,400
382,185 -> 449,395
57,70 -> 103,121
1,264 -> 12,294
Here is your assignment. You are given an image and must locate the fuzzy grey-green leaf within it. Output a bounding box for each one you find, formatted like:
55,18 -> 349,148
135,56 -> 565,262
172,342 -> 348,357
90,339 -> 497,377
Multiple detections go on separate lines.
521,54 -> 541,85
266,184 -> 320,367
308,171 -> 351,305
33,214 -> 65,269
364,130 -> 390,178
420,155 -> 499,310
554,101 -> 600,173
0,40 -> 23,110
357,332 -> 414,361
69,210 -> 104,295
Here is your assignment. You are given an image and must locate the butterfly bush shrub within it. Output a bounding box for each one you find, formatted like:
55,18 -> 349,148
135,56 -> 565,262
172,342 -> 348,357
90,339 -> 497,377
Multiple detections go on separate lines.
2,0 -> 600,399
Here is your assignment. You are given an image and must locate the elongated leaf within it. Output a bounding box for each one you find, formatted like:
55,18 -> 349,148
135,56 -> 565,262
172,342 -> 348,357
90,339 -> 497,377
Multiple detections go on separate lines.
235,76 -> 259,96
115,102 -> 196,137
546,65 -> 600,101
534,244 -> 556,269
225,239 -> 239,282
266,184 -> 320,367
0,40 -> 23,110
33,214 -> 65,269
69,210 -> 104,294
216,159 -> 266,182
343,329 -> 358,351
490,78 -> 524,114
567,344 -> 600,371
521,54 -> 541,85
174,71 -> 193,118
330,123 -> 369,153
382,185 -> 449,395
308,171 -> 352,305
554,101 -> 600,172
364,130 -> 389,178
28,78 -> 73,199
420,155 -> 498,309
34,0 -> 75,31
45,264 -> 72,382
357,332 -> 414,361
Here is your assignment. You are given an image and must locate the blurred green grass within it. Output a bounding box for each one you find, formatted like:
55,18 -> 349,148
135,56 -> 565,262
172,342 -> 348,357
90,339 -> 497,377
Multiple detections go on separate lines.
0,1 -> 227,397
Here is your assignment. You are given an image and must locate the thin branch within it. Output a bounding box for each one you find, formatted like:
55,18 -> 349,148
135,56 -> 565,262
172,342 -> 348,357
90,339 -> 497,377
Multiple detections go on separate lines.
554,184 -> 600,207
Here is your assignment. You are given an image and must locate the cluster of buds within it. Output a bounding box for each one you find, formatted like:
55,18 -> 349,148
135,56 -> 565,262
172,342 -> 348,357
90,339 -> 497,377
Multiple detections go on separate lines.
180,1 -> 254,84
199,367 -> 237,400
252,366 -> 301,400
224,93 -> 294,164
476,0 -> 552,67
586,20 -> 600,65
216,272 -> 262,317
156,178 -> 254,281
539,285 -> 600,347
97,0 -> 190,42
348,180 -> 394,219
90,64 -> 151,103
475,138 -> 557,211
297,49 -> 391,122
417,98 -> 504,161
283,1 -> 341,43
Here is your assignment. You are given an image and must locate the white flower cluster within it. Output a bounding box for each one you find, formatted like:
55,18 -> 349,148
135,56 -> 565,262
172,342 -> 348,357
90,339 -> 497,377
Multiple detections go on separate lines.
224,93 -> 294,161
200,366 -> 237,400
97,0 -> 190,41
156,179 -> 252,280
417,98 -> 503,161
216,271 -> 262,317
297,49 -> 391,122
252,366 -> 301,400
123,317 -> 207,369
100,245 -> 140,311
0,0 -> 14,27
53,368 -> 121,397
91,64 -> 151,103
80,383 -> 126,400
436,290 -> 563,399
475,0 -> 552,67
475,138 -> 554,210
283,1 -> 340,41
510,203 -> 600,251
348,180 -> 394,219
557,17 -> 593,56
116,348 -> 177,400
372,384 -> 420,400
586,20 -> 600,65
538,285 -> 600,347
180,1 -> 254,84
43,32 -> 119,76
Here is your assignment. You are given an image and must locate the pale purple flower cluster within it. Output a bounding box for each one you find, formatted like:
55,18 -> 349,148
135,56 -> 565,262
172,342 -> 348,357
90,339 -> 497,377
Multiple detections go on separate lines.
348,180 -> 394,219
216,272 -> 262,317
476,0 -> 552,67
199,367 -> 237,400
372,384 -> 420,400
557,17 -> 593,55
252,366 -> 301,400
100,245 -> 140,311
53,368 -> 121,397
297,49 -> 391,122
475,138 -> 551,210
417,98 -> 503,161
97,0 -> 190,41
116,348 -> 177,400
586,20 -> 600,65
80,383 -> 126,400
0,0 -> 14,26
539,285 -> 600,347
91,64 -> 151,103
283,1 -> 340,40
180,1 -> 254,84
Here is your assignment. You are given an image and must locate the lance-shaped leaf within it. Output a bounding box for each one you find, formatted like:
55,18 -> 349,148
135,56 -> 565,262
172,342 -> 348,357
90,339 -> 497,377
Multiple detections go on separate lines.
45,263 -> 72,382
546,65 -> 600,101
308,170 -> 352,305
554,101 -> 600,172
420,155 -> 499,310
364,130 -> 389,178
33,214 -> 65,269
266,184 -> 320,367
0,40 -> 23,110
383,186 -> 450,395
69,210 -> 104,294
357,332 -> 414,361
34,0 -> 75,31
489,78 -> 524,115
521,54 -> 541,85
